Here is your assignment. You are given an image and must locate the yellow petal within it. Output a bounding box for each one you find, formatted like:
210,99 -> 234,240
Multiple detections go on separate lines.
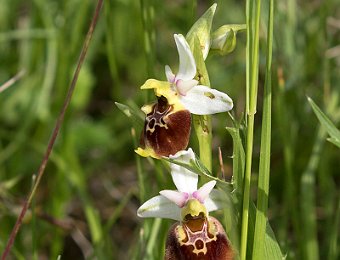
135,147 -> 160,159
140,79 -> 185,112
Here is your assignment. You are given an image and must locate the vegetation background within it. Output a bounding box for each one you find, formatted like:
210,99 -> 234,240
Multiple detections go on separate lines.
0,0 -> 339,259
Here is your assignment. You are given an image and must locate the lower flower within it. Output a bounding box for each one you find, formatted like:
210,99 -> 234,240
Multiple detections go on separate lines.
165,214 -> 233,260
137,149 -> 234,259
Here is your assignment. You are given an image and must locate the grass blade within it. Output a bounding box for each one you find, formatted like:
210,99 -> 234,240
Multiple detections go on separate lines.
308,97 -> 340,148
252,0 -> 274,258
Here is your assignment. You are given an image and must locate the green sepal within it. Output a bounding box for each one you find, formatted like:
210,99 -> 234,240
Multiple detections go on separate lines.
186,3 -> 217,60
115,101 -> 145,128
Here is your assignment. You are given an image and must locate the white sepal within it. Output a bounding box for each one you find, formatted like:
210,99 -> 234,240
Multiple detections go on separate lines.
180,85 -> 233,115
137,195 -> 181,221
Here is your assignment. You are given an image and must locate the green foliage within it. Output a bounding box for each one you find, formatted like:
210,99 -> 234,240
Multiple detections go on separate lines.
0,0 -> 339,259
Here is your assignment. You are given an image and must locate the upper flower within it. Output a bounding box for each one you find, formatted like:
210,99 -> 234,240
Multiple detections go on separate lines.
137,148 -> 223,221
141,34 -> 233,115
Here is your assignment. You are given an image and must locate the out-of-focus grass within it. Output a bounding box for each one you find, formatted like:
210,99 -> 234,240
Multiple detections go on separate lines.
0,0 -> 339,259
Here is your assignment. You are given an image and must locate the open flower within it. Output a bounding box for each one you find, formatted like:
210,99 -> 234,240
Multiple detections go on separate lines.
136,34 -> 234,158
137,149 -> 233,259
137,149 -> 222,220
141,34 -> 233,115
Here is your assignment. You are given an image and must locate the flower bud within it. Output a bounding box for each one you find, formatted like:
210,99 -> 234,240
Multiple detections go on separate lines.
211,24 -> 246,56
136,96 -> 191,158
186,4 -> 217,60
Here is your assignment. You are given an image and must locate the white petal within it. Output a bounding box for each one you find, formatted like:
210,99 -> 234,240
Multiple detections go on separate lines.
169,149 -> 198,193
180,85 -> 233,115
165,65 -> 175,83
174,34 -> 196,81
176,79 -> 198,95
204,189 -> 230,213
193,180 -> 216,203
137,195 -> 181,221
159,190 -> 188,207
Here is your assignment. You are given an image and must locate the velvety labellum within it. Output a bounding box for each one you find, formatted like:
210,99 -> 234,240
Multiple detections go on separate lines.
165,216 -> 233,260
140,96 -> 191,157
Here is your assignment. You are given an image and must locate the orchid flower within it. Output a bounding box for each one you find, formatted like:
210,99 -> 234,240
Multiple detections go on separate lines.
141,34 -> 233,115
137,148 -> 233,259
137,148 -> 222,220
135,34 -> 233,158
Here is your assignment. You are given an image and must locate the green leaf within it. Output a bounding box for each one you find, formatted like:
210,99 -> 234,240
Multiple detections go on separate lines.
226,126 -> 245,192
115,101 -> 145,128
308,97 -> 340,148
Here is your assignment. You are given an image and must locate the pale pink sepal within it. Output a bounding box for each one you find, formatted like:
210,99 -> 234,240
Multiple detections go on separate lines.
193,180 -> 216,203
160,190 -> 189,208
176,79 -> 199,96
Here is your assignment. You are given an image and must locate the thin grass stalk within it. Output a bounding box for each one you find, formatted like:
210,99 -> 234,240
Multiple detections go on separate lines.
146,218 -> 162,258
328,195 -> 340,260
252,0 -> 273,258
245,0 -> 253,116
0,1 -> 104,258
140,0 -> 155,79
131,128 -> 145,202
276,70 -> 301,258
240,0 -> 261,259
104,0 -> 121,99
300,126 -> 324,260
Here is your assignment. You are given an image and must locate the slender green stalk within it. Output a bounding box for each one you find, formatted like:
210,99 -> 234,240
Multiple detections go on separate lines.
131,128 -> 145,202
276,73 -> 301,257
252,0 -> 274,258
300,126 -> 324,260
104,0 -> 121,99
146,218 -> 162,257
328,194 -> 340,260
240,0 -> 261,259
140,0 -> 155,79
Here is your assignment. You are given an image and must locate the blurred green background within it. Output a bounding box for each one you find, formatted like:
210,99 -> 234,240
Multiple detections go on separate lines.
0,0 -> 339,259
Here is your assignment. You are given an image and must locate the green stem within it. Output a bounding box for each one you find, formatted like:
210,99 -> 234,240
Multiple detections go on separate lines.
193,115 -> 212,174
104,0 -> 121,100
240,0 -> 261,259
140,0 -> 155,78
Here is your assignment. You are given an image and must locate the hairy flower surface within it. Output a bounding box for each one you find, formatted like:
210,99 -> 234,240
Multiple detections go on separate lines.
137,149 -> 233,259
135,96 -> 191,158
